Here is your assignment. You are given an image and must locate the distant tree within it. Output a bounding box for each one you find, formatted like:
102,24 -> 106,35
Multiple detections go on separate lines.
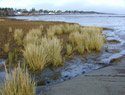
39,9 -> 43,12
65,10 -> 70,13
31,8 -> 36,12
44,10 -> 49,13
57,10 -> 62,13
23,9 -> 28,13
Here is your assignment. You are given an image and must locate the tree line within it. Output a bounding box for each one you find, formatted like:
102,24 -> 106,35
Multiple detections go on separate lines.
0,7 -> 100,16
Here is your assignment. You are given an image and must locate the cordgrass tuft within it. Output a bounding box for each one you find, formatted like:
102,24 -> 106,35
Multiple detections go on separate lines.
0,64 -> 36,95
14,29 -> 23,46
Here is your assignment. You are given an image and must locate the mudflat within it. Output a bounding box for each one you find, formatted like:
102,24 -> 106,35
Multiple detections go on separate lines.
38,57 -> 125,95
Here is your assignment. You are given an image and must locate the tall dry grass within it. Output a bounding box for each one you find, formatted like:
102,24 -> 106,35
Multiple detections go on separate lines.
46,24 -> 81,37
8,52 -> 14,66
63,24 -> 80,34
46,25 -> 60,37
0,19 -> 5,22
14,29 -> 23,46
44,37 -> 63,67
22,43 -> 48,71
66,44 -> 73,55
0,64 -> 36,95
23,32 -> 63,71
23,28 -> 42,46
39,25 -> 43,31
69,26 -> 104,54
4,43 -> 9,53
9,27 -> 12,33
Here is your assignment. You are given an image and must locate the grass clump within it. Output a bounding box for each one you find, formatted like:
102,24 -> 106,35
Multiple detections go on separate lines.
4,43 -> 9,53
46,24 -> 81,37
45,37 -> 63,67
8,52 -> 14,66
47,26 -> 56,37
22,43 -> 48,71
14,49 -> 18,63
69,32 -> 85,54
23,28 -> 42,46
0,19 -> 5,22
69,26 -> 104,53
66,44 -> 73,55
63,24 -> 80,34
9,27 -> 12,33
0,64 -> 36,95
22,35 -> 63,71
39,25 -> 43,31
28,28 -> 42,37
14,29 -> 23,46
47,25 -> 64,37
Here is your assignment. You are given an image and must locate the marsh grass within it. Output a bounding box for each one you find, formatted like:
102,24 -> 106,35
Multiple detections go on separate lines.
23,28 -> 42,46
0,19 -> 105,71
22,24 -> 104,71
45,37 -> 63,67
63,24 -> 80,34
29,28 -> 42,37
8,52 -> 14,66
4,43 -> 9,53
14,29 -> 23,46
0,64 -> 36,95
47,26 -> 56,37
47,24 -> 81,37
66,44 -> 73,55
14,49 -> 18,63
22,43 -> 48,71
69,26 -> 104,53
39,25 -> 43,31
0,19 -> 68,59
9,27 -> 12,33
0,19 -> 5,22
23,35 -> 63,71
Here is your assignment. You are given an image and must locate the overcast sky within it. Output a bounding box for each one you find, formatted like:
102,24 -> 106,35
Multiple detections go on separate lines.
0,0 -> 125,14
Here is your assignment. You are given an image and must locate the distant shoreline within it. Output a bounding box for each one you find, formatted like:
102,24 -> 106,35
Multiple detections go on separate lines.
0,12 -> 118,18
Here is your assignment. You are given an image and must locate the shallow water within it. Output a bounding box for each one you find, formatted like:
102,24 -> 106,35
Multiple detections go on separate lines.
5,14 -> 125,85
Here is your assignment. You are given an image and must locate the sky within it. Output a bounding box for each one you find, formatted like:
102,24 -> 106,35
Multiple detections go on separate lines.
0,0 -> 125,14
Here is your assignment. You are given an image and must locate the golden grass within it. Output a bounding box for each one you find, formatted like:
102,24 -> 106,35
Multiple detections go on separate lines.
14,49 -> 18,63
23,29 -> 45,71
8,52 -> 14,66
46,24 -> 81,37
0,18 -> 68,58
0,64 -> 36,95
22,35 -> 63,71
47,25 -> 64,37
66,44 -> 73,55
22,43 -> 48,71
47,26 -> 56,37
63,24 -> 80,34
39,25 -> 43,31
69,26 -> 104,54
4,43 -> 9,53
9,27 -> 12,33
0,19 -> 5,22
23,28 -> 42,46
14,29 -> 23,46
0,19 -> 106,71
45,37 -> 63,67
28,28 -> 42,37
22,24 -> 104,70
